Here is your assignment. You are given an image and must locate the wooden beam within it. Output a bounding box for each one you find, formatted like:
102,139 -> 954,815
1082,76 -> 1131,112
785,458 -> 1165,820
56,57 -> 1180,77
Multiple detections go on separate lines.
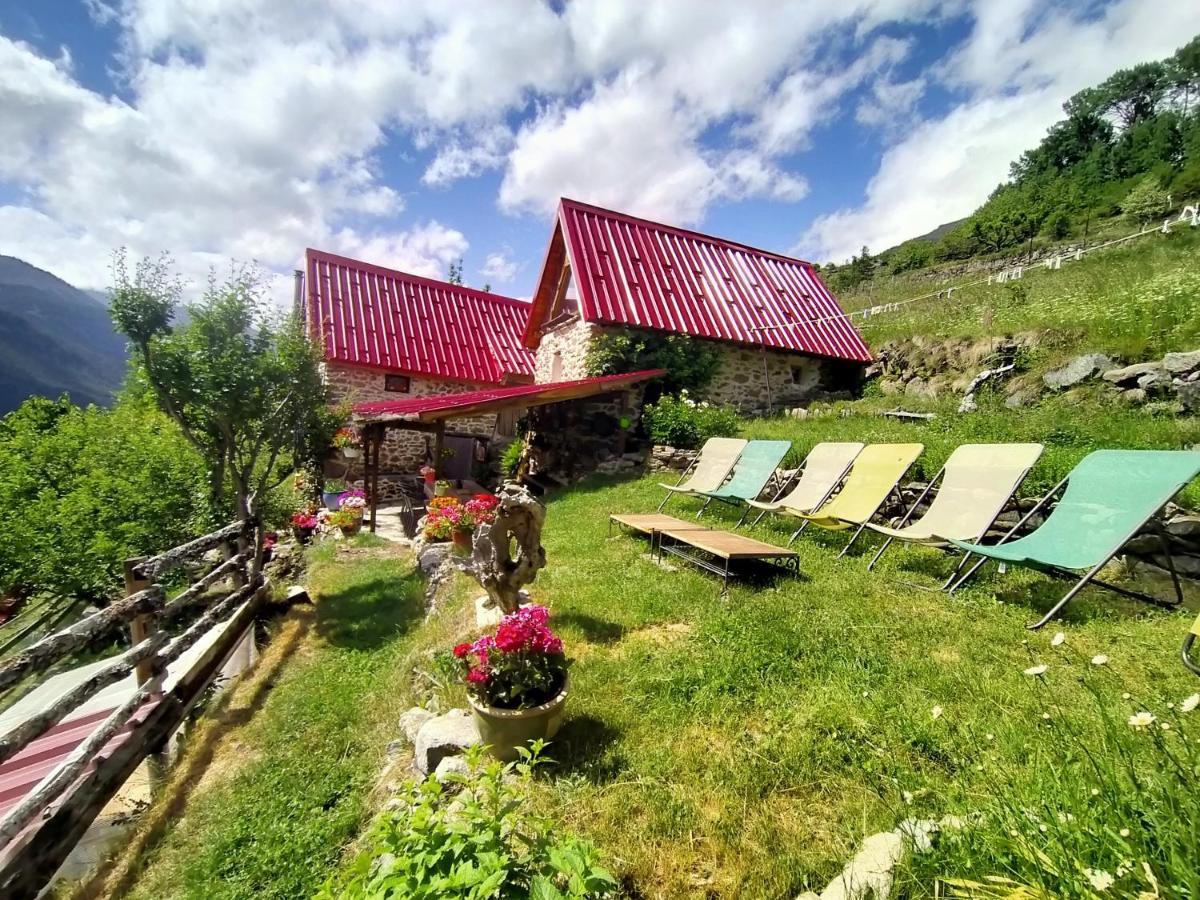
432,421 -> 445,479
123,558 -> 156,687
134,520 -> 254,581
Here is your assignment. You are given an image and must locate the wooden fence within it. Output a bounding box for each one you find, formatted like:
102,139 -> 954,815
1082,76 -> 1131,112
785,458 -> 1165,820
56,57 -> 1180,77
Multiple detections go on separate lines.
0,519 -> 267,898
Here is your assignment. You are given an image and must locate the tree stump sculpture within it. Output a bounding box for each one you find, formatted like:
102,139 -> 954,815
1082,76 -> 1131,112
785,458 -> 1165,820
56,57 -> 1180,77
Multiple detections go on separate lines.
472,483 -> 546,614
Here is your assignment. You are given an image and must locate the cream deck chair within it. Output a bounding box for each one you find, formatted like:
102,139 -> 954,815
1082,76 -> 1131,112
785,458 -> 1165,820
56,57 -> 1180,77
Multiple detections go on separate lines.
744,442 -> 864,527
657,437 -> 747,511
863,443 -> 1044,580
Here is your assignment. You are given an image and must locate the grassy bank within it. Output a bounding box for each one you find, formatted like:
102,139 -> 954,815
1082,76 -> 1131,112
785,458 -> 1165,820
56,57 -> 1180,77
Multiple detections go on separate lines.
96,539 -> 431,900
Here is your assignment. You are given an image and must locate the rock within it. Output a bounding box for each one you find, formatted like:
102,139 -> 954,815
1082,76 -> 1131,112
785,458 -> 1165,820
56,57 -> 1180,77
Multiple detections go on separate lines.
414,711 -> 481,775
1137,371 -> 1168,391
1119,388 -> 1147,405
878,379 -> 903,397
417,542 -> 451,575
904,377 -> 938,401
1163,349 -> 1200,376
1122,534 -> 1161,555
820,830 -> 905,900
285,585 -> 310,604
434,755 -> 472,783
1149,554 -> 1200,577
1167,515 -> 1200,538
400,707 -> 435,743
1102,361 -> 1163,386
1178,381 -> 1200,413
1004,389 -> 1039,409
788,407 -> 809,420
1043,354 -> 1112,390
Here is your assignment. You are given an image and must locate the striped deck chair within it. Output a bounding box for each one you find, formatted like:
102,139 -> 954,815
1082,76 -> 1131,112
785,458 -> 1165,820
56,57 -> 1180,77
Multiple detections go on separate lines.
745,442 -> 864,527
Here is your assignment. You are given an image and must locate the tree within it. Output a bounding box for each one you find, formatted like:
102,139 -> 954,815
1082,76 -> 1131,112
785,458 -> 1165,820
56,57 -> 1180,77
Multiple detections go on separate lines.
110,253 -> 339,522
446,258 -> 464,285
1095,62 -> 1169,128
1120,175 -> 1170,225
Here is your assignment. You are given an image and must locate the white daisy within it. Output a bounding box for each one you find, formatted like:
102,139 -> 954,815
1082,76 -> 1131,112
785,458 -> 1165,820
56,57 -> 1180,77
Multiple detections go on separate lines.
931,706 -> 943,720
1128,711 -> 1156,730
1091,654 -> 1108,666
1084,869 -> 1114,891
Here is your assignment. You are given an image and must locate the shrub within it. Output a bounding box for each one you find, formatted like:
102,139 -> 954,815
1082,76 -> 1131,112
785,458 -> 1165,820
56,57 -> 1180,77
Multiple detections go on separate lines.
319,743 -> 618,899
641,392 -> 742,449
585,328 -> 720,396
500,439 -> 524,477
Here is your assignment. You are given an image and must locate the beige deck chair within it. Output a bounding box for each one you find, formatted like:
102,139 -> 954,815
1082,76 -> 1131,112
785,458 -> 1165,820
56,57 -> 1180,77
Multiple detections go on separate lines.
784,443 -> 924,557
863,443 -> 1044,579
744,442 -> 864,527
657,437 -> 748,511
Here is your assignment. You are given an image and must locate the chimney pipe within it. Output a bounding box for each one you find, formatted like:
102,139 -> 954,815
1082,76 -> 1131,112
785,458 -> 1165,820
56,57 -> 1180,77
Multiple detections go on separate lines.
293,269 -> 305,324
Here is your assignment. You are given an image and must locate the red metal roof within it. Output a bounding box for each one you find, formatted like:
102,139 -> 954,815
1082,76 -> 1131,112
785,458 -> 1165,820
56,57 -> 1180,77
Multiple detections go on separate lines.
353,369 -> 664,422
306,249 -> 537,384
525,198 -> 872,363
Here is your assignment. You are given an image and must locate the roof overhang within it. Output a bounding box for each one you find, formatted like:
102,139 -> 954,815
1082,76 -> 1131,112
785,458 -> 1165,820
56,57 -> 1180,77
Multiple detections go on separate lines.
352,369 -> 665,425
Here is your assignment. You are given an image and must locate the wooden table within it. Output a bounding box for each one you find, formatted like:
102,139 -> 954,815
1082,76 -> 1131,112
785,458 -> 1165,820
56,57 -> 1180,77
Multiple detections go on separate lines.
608,514 -> 710,551
657,528 -> 800,593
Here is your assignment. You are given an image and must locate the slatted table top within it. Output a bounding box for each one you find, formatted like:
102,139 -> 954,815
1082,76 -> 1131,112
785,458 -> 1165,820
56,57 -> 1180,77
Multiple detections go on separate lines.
609,514 -> 711,533
659,529 -> 798,560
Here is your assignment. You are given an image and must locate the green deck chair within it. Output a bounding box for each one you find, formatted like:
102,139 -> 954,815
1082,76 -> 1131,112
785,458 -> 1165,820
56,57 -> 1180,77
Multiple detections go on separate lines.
864,443 -> 1044,578
695,440 -> 792,518
947,449 -> 1200,630
784,443 -> 924,557
657,437 -> 747,511
745,442 -> 864,527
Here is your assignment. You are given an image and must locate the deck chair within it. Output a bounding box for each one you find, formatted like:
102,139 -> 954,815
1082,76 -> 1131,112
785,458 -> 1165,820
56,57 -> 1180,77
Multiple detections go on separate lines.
863,443 -> 1044,577
784,443 -> 924,557
695,440 -> 792,518
657,437 -> 747,511
946,449 -> 1200,630
1183,612 -> 1200,678
746,442 -> 864,526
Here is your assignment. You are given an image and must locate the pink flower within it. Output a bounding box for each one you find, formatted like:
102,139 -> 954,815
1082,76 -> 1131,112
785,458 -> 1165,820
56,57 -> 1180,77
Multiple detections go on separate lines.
467,667 -> 489,684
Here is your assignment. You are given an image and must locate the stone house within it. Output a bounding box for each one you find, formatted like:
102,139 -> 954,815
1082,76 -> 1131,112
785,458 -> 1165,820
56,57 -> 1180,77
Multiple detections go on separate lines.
304,248 -> 537,491
522,198 -> 873,412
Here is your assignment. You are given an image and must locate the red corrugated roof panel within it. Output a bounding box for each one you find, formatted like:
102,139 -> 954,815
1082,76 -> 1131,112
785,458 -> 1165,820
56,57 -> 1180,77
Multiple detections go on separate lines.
354,369 -> 664,422
525,199 -> 872,363
306,249 -> 537,384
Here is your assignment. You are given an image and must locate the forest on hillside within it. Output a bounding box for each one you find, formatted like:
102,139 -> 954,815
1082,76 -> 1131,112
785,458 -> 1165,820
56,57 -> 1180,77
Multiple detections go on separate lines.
824,35 -> 1200,293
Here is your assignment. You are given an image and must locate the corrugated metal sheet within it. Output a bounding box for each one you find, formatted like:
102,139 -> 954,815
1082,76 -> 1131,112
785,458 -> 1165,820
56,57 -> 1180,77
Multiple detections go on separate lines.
306,249 -> 537,384
353,369 -> 664,422
528,199 -> 872,362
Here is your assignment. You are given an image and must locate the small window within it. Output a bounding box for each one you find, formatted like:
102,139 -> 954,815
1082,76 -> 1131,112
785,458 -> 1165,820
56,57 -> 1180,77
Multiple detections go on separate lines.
384,374 -> 411,393
550,352 -> 564,381
790,365 -> 806,384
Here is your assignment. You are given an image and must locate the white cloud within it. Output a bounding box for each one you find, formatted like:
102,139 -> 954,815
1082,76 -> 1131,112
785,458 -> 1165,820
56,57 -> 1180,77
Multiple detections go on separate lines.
799,0 -> 1200,262
423,125 -> 512,187
480,250 -> 518,285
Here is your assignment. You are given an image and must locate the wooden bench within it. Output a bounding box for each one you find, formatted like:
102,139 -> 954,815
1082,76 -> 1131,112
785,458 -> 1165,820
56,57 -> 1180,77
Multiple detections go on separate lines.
656,528 -> 799,593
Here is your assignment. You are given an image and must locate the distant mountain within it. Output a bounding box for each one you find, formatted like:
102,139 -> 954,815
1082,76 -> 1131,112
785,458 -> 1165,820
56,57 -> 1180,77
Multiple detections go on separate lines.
0,256 -> 128,414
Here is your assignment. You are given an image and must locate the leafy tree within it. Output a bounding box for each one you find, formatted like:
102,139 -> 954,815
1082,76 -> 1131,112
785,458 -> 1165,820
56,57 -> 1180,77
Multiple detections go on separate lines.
110,253 -> 339,521
584,328 -> 720,399
446,258 -> 464,285
1120,175 -> 1170,225
886,240 -> 935,274
1095,61 -> 1169,128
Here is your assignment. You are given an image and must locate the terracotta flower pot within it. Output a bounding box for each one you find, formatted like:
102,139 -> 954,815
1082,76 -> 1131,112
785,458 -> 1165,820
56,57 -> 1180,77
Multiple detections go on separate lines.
467,677 -> 569,762
451,529 -> 473,555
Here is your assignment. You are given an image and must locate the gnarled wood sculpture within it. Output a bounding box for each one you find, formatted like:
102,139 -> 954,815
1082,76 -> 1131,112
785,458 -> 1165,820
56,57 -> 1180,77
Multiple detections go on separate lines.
472,483 -> 546,614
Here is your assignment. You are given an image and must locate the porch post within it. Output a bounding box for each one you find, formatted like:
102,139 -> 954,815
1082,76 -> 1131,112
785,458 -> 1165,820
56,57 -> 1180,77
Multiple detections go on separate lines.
432,420 -> 445,479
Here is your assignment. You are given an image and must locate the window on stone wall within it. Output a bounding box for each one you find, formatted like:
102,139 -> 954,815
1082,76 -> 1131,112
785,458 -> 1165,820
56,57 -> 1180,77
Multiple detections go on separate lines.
495,408 -> 520,437
384,374 -> 411,393
790,365 -> 805,383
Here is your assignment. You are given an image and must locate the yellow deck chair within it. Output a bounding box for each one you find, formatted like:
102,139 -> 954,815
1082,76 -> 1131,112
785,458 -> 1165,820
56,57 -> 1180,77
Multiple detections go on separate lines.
657,437 -> 747,511
784,443 -> 923,556
863,443 -> 1044,579
745,442 -> 864,526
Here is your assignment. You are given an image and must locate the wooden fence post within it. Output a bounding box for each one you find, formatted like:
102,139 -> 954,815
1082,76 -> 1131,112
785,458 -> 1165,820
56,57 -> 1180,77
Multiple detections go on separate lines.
122,558 -> 157,688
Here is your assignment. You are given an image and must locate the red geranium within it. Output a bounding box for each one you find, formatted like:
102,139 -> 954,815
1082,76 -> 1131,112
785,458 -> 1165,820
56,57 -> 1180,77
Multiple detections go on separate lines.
452,604 -> 567,710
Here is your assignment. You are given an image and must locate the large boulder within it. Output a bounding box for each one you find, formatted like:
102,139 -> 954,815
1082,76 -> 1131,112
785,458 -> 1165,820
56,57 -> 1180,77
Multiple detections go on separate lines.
414,710 -> 480,775
904,377 -> 938,401
1102,361 -> 1163,386
1163,349 -> 1200,376
1178,381 -> 1200,414
1043,354 -> 1111,390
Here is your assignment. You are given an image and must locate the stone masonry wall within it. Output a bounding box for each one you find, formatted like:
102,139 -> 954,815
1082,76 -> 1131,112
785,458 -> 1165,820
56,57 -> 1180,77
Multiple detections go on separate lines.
533,316 -> 598,383
324,362 -> 497,488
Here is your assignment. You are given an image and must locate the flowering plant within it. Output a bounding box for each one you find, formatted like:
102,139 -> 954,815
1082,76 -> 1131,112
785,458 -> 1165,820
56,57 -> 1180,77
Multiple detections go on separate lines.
339,489 -> 367,513
453,605 -> 567,709
291,512 -> 318,530
332,427 -> 359,449
329,509 -> 360,530
423,492 -> 499,541
464,493 -> 499,527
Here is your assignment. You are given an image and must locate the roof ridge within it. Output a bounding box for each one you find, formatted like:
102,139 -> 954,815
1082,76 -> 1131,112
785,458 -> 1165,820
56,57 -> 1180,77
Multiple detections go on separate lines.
557,198 -> 814,267
304,248 -> 530,309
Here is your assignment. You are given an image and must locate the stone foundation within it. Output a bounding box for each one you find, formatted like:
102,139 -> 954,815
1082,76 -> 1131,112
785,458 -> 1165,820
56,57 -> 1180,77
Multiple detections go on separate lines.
522,387 -> 648,484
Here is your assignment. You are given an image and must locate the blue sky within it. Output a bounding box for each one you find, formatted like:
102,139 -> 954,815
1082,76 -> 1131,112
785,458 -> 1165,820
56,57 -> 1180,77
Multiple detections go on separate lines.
1,1 -> 1197,304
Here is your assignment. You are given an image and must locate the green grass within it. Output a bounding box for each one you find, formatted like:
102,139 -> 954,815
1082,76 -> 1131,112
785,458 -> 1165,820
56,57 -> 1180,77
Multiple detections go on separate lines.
843,226 -> 1200,362
118,538 -> 432,900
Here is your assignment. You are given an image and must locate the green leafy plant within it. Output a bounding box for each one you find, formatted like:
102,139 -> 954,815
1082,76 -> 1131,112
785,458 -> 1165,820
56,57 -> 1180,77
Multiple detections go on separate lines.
319,743 -> 618,899
641,392 -> 742,449
500,439 -> 524,477
585,328 -> 720,397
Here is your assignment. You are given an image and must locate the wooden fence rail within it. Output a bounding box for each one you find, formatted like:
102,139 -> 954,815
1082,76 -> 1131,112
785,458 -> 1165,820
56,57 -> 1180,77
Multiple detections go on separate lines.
0,519 -> 267,898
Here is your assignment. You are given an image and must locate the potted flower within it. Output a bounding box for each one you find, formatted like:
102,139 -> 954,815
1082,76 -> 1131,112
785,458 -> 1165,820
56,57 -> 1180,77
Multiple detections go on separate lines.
434,479 -> 453,497
453,604 -> 568,761
322,479 -> 348,510
329,508 -> 361,537
338,489 -> 367,518
290,511 -> 318,543
419,464 -> 436,487
423,496 -> 465,548
332,426 -> 360,458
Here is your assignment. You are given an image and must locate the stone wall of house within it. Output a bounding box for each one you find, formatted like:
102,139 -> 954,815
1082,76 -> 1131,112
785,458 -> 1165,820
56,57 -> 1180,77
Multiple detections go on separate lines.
522,387 -> 648,484
324,362 -> 498,497
533,316 -> 598,383
706,344 -> 828,414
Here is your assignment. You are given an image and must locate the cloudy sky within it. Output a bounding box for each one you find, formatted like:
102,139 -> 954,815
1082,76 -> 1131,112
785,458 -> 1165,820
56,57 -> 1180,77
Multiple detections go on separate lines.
2,1 -> 1198,303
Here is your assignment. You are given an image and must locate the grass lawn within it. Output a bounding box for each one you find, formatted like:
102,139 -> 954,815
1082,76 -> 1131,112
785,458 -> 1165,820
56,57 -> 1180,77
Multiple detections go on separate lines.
92,538 -> 444,900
